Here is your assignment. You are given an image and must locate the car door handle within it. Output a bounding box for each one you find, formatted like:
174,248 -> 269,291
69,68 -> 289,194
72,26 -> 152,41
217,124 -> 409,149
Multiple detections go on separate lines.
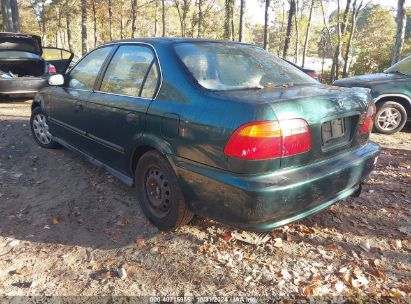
74,102 -> 83,112
126,112 -> 139,124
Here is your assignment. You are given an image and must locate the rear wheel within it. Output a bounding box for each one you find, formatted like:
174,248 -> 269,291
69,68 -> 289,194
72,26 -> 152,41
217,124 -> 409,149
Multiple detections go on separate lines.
30,107 -> 60,149
135,150 -> 194,230
374,101 -> 407,134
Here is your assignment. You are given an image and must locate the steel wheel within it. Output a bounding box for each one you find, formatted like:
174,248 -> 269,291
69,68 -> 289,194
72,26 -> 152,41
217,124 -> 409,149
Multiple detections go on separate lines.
376,107 -> 402,131
32,113 -> 52,145
144,166 -> 172,218
135,150 -> 194,230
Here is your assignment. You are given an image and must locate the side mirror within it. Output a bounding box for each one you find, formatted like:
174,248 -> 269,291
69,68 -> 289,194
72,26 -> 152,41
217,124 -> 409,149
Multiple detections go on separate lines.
48,74 -> 65,86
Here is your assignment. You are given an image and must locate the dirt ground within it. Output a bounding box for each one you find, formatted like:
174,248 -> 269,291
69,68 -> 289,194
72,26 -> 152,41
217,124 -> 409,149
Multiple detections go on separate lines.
0,99 -> 410,301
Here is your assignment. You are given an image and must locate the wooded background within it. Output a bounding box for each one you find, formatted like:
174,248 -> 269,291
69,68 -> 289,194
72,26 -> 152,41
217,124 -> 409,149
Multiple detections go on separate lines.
1,0 -> 410,83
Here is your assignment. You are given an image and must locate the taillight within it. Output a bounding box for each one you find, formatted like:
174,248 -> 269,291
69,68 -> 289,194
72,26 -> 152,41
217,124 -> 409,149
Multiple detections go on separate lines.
48,64 -> 57,74
224,119 -> 311,160
359,103 -> 376,134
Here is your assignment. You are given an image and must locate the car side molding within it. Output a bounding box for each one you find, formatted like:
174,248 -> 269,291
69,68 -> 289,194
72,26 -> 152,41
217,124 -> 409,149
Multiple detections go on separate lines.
53,136 -> 134,187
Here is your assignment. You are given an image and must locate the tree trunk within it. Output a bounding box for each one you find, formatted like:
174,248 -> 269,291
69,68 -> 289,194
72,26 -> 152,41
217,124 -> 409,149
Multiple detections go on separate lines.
331,0 -> 351,81
392,0 -> 406,64
294,0 -> 299,63
56,7 -> 62,48
1,0 -> 12,32
131,0 -> 138,38
343,0 -> 364,77
154,0 -> 159,36
2,0 -> 19,32
120,4 -> 124,39
92,0 -> 98,47
230,1 -> 235,41
302,0 -> 314,68
162,0 -> 166,37
283,0 -> 296,58
239,0 -> 245,42
41,0 -> 47,45
224,0 -> 231,40
174,0 -> 189,37
264,0 -> 270,50
10,0 -> 19,32
81,0 -> 88,55
66,13 -> 74,52
109,0 -> 113,40
197,0 -> 202,37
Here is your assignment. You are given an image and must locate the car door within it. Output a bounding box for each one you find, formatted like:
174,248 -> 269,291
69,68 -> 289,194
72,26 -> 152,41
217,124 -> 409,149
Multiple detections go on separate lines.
87,44 -> 161,172
42,47 -> 74,74
48,46 -> 114,152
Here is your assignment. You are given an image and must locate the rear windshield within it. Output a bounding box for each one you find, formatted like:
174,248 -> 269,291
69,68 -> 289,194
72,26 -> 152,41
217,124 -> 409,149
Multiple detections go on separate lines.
0,51 -> 39,59
174,42 -> 317,91
385,54 -> 411,76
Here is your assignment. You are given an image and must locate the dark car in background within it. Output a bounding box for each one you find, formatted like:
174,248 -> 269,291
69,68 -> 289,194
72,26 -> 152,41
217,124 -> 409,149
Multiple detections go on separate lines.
0,32 -> 73,98
30,39 -> 379,231
334,55 -> 411,134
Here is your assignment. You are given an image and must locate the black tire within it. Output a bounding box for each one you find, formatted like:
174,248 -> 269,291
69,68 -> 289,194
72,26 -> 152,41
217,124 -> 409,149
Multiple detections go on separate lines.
374,101 -> 407,134
135,150 -> 194,230
30,106 -> 60,149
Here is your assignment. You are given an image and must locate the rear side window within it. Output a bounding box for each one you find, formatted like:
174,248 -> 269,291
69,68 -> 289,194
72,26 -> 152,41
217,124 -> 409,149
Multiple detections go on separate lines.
100,45 -> 158,98
68,46 -> 113,90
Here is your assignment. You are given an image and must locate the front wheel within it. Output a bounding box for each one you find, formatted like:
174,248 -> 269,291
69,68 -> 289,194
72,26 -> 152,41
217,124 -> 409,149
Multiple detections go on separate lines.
374,101 -> 407,134
135,150 -> 194,230
30,107 -> 60,149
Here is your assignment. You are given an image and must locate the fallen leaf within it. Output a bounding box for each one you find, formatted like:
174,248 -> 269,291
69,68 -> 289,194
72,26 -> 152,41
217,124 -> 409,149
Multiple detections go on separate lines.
302,286 -> 313,296
359,240 -> 371,252
14,267 -> 31,275
52,215 -> 64,225
221,231 -> 233,242
391,239 -> 402,249
126,265 -> 137,276
121,216 -> 129,226
335,281 -> 345,293
232,231 -> 270,245
135,239 -> 146,248
273,238 -> 283,248
281,269 -> 291,280
103,258 -> 116,267
101,271 -> 112,280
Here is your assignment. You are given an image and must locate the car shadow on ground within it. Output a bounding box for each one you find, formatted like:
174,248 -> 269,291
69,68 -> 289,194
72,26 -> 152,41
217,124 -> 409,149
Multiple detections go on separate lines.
0,112 -> 410,253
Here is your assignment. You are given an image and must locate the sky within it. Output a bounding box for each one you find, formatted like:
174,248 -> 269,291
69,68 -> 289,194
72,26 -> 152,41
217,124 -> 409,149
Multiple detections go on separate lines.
246,0 -> 409,25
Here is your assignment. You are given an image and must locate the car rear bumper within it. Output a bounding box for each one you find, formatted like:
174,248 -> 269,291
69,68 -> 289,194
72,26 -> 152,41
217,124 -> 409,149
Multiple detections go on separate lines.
174,142 -> 380,231
0,77 -> 47,96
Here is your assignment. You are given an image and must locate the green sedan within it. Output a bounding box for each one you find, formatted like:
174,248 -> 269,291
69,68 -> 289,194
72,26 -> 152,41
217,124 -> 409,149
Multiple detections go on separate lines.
30,39 -> 380,231
334,55 -> 411,134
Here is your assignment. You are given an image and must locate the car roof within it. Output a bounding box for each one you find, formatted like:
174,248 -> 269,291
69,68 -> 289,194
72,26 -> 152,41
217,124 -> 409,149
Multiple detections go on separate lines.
102,37 -> 255,48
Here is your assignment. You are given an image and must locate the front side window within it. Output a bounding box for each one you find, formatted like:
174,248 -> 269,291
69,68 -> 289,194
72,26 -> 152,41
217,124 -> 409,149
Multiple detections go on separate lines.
100,45 -> 157,97
174,42 -> 317,91
68,46 -> 113,90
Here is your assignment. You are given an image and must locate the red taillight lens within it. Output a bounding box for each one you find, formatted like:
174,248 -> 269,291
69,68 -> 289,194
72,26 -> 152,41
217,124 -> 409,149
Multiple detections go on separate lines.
224,119 -> 311,160
359,103 -> 376,134
48,64 -> 57,74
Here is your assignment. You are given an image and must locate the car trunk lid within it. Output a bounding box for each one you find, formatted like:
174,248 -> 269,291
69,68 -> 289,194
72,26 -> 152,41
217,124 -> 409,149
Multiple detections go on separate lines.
217,84 -> 371,169
0,32 -> 42,55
